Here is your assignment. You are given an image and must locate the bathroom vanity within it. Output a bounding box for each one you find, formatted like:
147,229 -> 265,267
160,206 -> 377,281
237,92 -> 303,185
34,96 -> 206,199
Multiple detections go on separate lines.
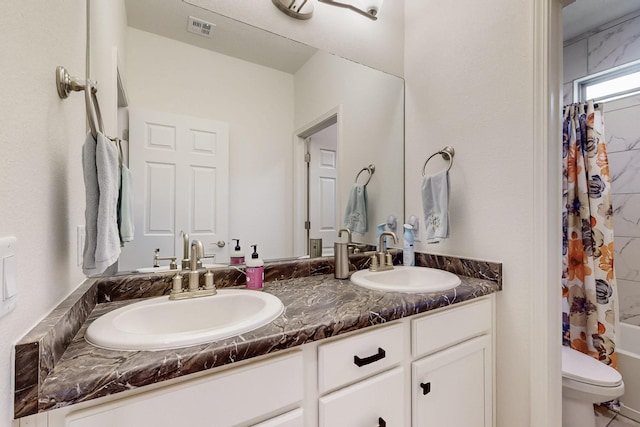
14,255 -> 501,426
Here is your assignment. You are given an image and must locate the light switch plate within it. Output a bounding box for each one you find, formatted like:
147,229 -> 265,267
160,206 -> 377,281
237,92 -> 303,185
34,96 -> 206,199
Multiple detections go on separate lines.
0,236 -> 17,319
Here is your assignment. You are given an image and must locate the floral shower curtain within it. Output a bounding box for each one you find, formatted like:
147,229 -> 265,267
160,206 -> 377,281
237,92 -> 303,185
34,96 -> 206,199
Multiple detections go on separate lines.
562,100 -> 618,368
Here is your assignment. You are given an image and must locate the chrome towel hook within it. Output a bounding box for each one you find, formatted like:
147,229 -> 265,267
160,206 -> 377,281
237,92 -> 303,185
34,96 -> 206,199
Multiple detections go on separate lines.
355,164 -> 375,187
422,146 -> 455,176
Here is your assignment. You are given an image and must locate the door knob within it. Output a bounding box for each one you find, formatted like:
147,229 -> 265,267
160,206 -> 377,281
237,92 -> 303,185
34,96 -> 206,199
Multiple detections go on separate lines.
216,241 -> 226,248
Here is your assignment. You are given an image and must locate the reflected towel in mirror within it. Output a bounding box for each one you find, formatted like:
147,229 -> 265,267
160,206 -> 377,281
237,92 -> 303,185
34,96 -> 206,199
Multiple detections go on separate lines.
344,183 -> 368,234
118,164 -> 135,244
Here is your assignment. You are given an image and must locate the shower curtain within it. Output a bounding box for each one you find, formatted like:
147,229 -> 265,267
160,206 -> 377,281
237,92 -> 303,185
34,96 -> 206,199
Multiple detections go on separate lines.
562,100 -> 618,368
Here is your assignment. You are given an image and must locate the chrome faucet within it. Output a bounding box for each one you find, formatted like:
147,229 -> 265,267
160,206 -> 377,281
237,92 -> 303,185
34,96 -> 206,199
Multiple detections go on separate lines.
153,248 -> 177,270
369,231 -> 397,272
170,239 -> 217,300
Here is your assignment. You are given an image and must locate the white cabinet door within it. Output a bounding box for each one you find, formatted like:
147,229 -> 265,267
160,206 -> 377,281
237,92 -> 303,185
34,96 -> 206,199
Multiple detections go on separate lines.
319,367 -> 405,427
120,108 -> 229,270
412,335 -> 492,427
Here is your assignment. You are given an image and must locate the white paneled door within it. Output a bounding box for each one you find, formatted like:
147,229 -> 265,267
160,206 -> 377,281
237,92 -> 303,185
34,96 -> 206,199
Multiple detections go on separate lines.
119,109 -> 229,271
309,123 -> 339,255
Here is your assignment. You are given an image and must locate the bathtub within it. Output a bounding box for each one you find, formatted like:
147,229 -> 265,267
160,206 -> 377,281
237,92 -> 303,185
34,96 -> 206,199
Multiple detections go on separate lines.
618,322 -> 640,421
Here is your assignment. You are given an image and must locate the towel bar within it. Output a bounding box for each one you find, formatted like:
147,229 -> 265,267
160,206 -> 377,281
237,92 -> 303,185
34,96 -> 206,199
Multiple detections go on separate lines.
422,146 -> 455,176
56,65 -> 105,140
355,164 -> 375,186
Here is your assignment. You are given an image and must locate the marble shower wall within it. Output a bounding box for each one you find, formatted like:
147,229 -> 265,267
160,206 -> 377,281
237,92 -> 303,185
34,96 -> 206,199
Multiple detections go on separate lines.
563,10 -> 640,326
608,94 -> 640,325
563,10 -> 640,104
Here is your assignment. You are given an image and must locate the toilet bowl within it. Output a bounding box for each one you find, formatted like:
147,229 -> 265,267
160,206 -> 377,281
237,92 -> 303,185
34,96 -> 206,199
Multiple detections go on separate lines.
562,345 -> 624,427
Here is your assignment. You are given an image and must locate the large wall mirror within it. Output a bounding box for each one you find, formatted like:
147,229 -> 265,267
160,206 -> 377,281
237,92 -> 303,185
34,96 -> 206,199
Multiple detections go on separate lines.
112,0 -> 404,272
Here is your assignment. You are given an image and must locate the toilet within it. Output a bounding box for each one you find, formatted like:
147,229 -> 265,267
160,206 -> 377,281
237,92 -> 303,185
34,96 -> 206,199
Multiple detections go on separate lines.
562,345 -> 625,427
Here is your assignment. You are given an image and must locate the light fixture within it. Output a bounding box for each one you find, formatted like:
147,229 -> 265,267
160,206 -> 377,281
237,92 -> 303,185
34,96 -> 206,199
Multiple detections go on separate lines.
318,0 -> 384,20
272,0 -> 314,20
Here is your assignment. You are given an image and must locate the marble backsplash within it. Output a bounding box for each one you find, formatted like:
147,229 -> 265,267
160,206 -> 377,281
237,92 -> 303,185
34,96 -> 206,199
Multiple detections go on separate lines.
13,251 -> 501,417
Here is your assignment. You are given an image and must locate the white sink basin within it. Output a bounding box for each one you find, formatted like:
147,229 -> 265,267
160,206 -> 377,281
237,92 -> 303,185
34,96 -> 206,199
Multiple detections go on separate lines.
85,289 -> 284,351
350,266 -> 461,293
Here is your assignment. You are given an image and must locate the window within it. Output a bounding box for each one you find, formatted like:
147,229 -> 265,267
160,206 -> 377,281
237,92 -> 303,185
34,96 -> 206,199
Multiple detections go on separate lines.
574,59 -> 640,103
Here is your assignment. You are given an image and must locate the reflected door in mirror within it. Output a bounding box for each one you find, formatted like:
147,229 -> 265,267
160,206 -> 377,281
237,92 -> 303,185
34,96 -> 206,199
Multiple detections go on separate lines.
118,109 -> 229,271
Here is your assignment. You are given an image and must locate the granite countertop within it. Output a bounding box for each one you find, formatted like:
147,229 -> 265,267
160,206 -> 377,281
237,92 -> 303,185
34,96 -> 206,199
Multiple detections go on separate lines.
14,253 -> 501,418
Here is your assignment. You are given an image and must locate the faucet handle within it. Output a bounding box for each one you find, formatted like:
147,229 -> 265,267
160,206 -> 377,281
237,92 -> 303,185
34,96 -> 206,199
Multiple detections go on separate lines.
199,254 -> 216,268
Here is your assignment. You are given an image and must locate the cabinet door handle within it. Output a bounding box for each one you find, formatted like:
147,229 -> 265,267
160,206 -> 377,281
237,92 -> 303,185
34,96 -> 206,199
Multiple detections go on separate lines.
420,382 -> 431,395
354,347 -> 386,367
378,417 -> 386,427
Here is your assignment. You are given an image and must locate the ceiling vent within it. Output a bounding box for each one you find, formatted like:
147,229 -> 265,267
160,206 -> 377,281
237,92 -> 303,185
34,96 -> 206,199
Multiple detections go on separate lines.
187,16 -> 215,38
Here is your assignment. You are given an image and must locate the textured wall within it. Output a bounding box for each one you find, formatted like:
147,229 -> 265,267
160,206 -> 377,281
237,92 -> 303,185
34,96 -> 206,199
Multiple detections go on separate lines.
0,1 -> 89,424
404,0 -> 542,425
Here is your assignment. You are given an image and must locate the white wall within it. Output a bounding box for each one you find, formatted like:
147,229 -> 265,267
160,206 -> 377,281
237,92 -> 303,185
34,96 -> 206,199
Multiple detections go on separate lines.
90,0 -> 128,138
294,50 -> 404,248
182,0 -> 404,77
404,0 -> 558,425
126,28 -> 295,259
0,1 -> 88,425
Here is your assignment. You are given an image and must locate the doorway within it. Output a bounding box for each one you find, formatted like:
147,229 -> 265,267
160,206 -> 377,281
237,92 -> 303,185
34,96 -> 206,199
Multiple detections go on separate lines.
293,109 -> 341,257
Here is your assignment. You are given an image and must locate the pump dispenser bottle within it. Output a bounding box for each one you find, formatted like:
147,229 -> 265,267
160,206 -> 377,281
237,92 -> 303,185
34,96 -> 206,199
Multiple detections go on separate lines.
246,245 -> 264,290
403,224 -> 415,266
230,239 -> 245,265
376,223 -> 387,252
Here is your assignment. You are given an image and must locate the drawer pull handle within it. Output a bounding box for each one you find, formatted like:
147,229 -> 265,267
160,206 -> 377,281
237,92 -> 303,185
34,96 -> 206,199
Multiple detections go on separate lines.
354,347 -> 386,367
420,382 -> 431,395
378,417 -> 386,427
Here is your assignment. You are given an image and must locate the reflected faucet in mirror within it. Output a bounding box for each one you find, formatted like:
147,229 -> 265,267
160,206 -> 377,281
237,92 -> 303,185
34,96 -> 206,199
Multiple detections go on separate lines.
109,2 -> 404,273
153,248 -> 177,270
181,231 -> 192,269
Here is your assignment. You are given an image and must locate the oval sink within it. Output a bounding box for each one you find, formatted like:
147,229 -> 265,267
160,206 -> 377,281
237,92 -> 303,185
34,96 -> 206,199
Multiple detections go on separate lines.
85,289 -> 284,351
350,266 -> 461,293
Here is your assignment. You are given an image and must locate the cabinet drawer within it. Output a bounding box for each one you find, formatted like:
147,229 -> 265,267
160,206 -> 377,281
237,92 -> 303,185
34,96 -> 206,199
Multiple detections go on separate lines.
412,298 -> 491,358
319,367 -> 405,427
252,408 -> 303,427
61,352 -> 303,427
318,323 -> 405,394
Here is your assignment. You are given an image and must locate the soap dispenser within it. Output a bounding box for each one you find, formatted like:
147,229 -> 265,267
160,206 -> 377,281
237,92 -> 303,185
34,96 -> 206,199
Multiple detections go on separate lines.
246,245 -> 264,290
230,239 -> 245,265
403,224 -> 415,266
376,223 -> 387,252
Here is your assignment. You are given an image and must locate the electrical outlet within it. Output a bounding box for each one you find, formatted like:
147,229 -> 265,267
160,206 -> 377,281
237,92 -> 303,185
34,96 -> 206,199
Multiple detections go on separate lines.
77,226 -> 86,267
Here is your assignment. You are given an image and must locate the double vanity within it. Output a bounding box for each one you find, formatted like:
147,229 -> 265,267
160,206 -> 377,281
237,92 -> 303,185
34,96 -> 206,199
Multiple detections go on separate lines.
14,252 -> 501,426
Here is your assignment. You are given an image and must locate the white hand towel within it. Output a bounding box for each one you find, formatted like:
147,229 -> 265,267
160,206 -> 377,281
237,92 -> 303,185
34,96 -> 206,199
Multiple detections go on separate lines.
82,133 -> 121,276
343,183 -> 368,235
421,170 -> 450,243
118,164 -> 135,244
